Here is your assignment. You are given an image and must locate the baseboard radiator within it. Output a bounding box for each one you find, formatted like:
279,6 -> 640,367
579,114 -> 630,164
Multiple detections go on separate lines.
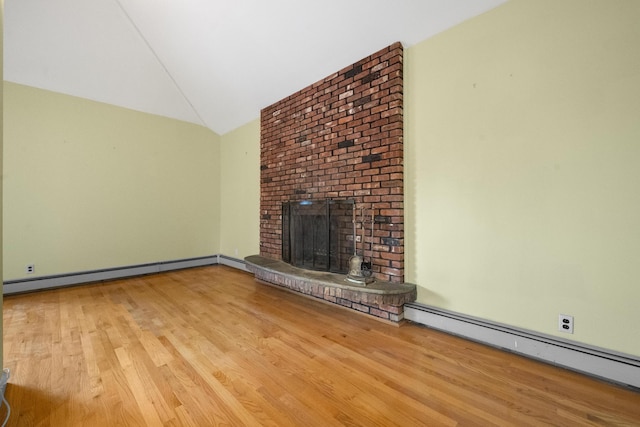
404,302 -> 640,390
217,255 -> 250,272
3,255 -> 248,295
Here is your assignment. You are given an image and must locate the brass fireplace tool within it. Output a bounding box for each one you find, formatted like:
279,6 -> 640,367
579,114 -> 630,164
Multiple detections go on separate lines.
346,205 -> 375,285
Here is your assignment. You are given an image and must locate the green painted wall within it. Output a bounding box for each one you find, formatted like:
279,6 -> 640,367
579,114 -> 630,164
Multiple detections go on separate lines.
405,0 -> 640,356
1,0 -> 5,369
219,119 -> 260,260
3,82 -> 221,280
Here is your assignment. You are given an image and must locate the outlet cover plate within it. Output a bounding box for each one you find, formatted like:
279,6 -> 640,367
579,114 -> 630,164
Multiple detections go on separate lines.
558,314 -> 574,334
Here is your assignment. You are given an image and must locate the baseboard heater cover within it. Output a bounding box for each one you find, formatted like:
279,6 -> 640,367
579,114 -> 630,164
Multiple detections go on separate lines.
218,255 -> 249,272
3,255 -> 220,295
404,302 -> 640,390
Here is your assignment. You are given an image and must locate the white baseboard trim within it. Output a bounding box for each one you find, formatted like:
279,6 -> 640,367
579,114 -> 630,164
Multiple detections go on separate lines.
218,255 -> 249,272
404,302 -> 640,390
3,255 -> 219,295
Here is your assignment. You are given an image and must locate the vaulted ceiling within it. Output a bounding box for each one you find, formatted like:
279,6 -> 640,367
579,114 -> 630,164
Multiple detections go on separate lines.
5,0 -> 507,135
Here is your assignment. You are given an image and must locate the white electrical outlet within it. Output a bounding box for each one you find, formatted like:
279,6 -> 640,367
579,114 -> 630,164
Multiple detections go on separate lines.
558,314 -> 574,334
26,264 -> 35,274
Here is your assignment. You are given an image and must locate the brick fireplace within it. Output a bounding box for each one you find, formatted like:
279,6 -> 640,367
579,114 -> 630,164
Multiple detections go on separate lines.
260,42 -> 404,283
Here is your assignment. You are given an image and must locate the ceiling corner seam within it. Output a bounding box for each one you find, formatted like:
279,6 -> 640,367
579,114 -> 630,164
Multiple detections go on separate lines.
112,0 -> 208,128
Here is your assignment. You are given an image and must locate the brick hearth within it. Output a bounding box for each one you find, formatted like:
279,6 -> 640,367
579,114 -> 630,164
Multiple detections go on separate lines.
245,255 -> 416,323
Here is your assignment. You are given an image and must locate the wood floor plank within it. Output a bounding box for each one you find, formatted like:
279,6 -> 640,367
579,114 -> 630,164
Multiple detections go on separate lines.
3,265 -> 639,426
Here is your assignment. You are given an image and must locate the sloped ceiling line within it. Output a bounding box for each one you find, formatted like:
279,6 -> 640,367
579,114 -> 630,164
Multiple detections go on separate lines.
113,0 -> 207,128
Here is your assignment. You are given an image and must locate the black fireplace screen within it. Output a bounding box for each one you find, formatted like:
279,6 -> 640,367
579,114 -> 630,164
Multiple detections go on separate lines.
282,199 -> 353,273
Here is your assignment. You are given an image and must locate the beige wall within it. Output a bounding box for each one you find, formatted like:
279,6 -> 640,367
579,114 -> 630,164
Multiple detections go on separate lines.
3,82 -> 221,279
219,119 -> 260,259
405,0 -> 640,356
1,0 -> 4,368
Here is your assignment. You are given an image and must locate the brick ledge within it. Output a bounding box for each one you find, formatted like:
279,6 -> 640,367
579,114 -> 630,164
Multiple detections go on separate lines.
245,255 -> 416,322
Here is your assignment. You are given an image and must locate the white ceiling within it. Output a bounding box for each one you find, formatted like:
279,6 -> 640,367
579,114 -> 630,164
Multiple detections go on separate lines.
5,0 -> 507,135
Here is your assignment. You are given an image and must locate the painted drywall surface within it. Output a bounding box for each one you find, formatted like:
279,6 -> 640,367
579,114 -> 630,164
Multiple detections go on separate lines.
3,82 -> 221,280
219,119 -> 260,260
1,0 -> 5,370
405,0 -> 640,356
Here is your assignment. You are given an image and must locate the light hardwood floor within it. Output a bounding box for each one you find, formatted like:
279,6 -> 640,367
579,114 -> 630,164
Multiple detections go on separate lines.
2,266 -> 639,426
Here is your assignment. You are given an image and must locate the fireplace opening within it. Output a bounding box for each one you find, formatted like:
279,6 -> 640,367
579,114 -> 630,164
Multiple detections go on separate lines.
282,199 -> 354,274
